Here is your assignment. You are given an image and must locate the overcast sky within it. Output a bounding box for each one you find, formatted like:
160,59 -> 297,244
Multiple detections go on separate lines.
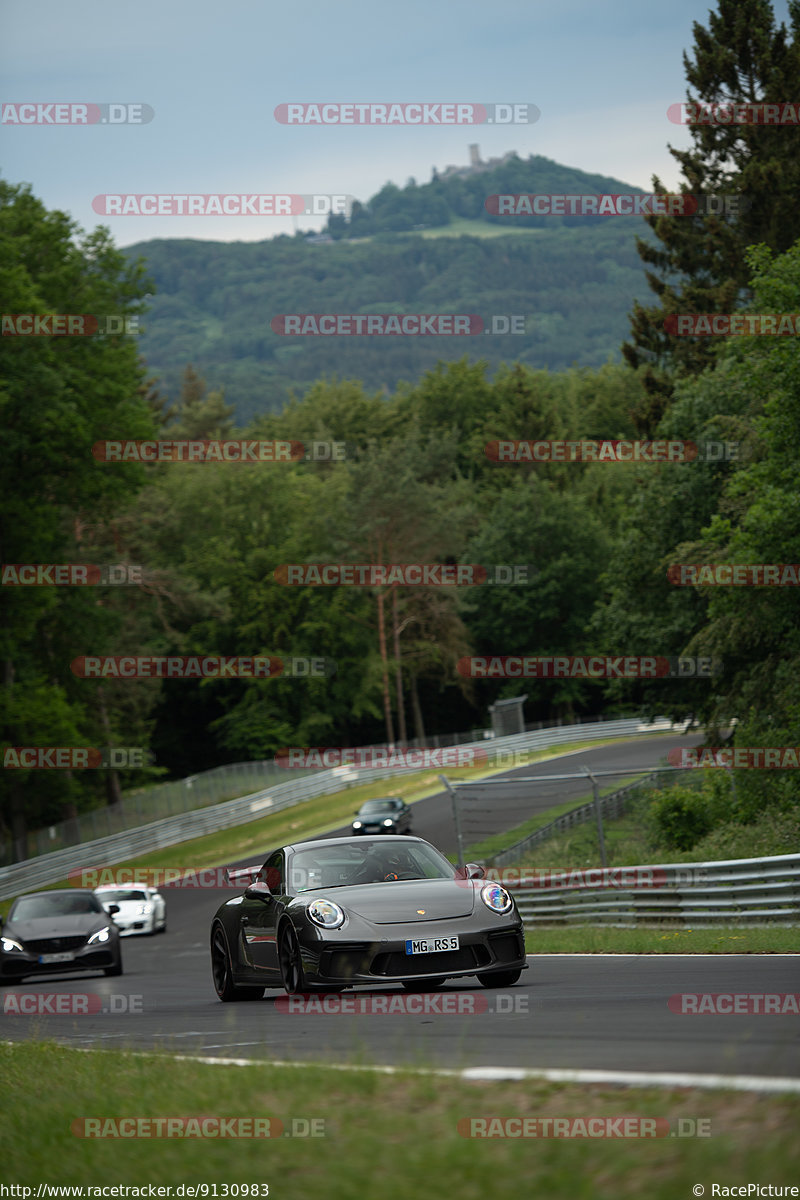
1,0 -> 793,246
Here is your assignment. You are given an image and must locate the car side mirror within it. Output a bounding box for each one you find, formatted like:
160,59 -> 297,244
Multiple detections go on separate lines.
244,881 -> 272,900
107,904 -> 120,916
465,863 -> 486,879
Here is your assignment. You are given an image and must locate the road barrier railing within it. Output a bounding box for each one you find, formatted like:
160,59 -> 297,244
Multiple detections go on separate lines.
0,716 -> 679,900
505,852 -> 800,927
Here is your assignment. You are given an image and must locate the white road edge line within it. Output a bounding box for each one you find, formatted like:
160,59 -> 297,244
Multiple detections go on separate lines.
11,1043 -> 796,1095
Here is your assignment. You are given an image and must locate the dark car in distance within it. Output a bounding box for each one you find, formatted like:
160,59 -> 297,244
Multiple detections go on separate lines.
210,835 -> 527,1001
0,890 -> 123,982
352,796 -> 413,835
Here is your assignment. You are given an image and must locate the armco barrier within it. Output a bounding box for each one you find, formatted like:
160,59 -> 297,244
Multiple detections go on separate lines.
506,853 -> 800,927
0,717 -> 678,900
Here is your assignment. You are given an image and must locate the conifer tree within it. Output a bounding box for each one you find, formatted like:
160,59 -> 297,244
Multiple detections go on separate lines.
624,0 -> 800,430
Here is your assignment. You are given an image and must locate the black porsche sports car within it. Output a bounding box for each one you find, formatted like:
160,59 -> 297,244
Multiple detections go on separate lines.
0,890 -> 123,982
210,835 -> 526,1001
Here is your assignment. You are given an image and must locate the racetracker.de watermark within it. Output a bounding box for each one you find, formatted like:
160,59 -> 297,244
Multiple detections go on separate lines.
2,314 -> 140,336
458,1116 -> 711,1138
485,193 -> 747,217
667,100 -> 800,124
274,101 -> 539,124
665,313 -> 800,335
457,654 -> 722,678
3,747 -> 149,769
274,745 -> 487,768
1,102 -> 154,124
92,440 -> 305,463
2,564 -> 141,586
275,991 -> 529,1015
69,656 -> 336,679
484,439 -> 739,462
271,314 -> 525,335
668,564 -> 800,586
70,866 -> 261,889
273,563 -> 533,586
669,993 -> 800,1014
477,866 -> 708,889
667,747 -> 800,769
91,194 -> 352,217
3,992 -> 144,1015
71,1117 -> 324,1138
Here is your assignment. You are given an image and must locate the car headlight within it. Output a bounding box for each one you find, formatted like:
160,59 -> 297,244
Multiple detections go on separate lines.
382,818 -> 394,826
352,820 -> 362,829
1,936 -> 24,953
481,883 -> 513,914
307,898 -> 345,929
88,926 -> 111,944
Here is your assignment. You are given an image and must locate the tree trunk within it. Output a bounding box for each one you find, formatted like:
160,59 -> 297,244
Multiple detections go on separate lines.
410,673 -> 426,743
391,588 -> 407,745
376,589 -> 395,745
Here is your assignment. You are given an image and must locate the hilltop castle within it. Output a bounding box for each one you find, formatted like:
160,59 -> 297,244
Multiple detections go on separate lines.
436,145 -> 518,180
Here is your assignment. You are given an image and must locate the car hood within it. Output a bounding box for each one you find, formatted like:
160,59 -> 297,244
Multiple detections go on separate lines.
6,915 -> 108,942
100,900 -> 147,913
300,879 -> 477,924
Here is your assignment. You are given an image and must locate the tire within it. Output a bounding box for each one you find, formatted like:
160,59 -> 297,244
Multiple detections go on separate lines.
401,977 -> 446,992
211,923 -> 263,1002
477,969 -> 522,988
278,923 -> 306,995
104,957 -> 123,977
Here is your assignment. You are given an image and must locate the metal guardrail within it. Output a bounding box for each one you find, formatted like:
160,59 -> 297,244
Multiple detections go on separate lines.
2,713 -> 645,863
505,853 -> 800,927
0,716 -> 678,900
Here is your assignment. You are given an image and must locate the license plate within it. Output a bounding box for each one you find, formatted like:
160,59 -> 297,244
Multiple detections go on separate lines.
405,936 -> 459,955
38,952 -> 75,963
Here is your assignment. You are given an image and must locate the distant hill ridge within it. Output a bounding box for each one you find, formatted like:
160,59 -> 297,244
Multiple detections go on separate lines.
124,151 -> 653,421
325,147 -> 650,238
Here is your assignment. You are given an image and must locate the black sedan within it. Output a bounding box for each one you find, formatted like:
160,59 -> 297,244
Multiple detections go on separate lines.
211,835 -> 526,1001
0,890 -> 123,982
351,796 -> 413,835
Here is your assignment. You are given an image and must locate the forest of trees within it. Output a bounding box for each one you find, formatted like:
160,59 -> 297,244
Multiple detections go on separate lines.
2,0 -> 799,858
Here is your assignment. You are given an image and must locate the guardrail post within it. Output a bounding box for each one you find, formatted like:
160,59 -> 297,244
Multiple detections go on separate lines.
439,774 -> 465,868
585,767 -> 607,869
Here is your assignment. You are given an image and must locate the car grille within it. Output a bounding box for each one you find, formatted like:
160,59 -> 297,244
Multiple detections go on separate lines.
24,936 -> 87,954
488,931 -> 525,963
371,945 -> 490,977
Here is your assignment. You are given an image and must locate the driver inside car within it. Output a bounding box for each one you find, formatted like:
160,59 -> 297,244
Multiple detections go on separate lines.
353,846 -> 419,884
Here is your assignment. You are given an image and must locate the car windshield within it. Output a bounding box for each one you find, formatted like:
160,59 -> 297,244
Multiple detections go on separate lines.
290,840 -> 454,891
97,889 -> 147,902
360,799 -> 400,813
10,893 -> 103,920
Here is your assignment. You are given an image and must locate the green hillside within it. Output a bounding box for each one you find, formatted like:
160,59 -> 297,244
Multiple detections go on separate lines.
125,154 -> 656,422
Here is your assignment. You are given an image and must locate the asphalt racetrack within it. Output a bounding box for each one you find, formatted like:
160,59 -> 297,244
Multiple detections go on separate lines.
3,734 -> 798,1082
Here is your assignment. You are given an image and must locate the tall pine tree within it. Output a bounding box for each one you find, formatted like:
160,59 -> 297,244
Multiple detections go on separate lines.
624,0 -> 800,431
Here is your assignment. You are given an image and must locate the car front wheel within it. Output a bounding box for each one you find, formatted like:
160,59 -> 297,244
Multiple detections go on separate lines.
477,969 -> 522,988
401,977 -> 446,991
211,923 -> 263,1001
279,924 -> 307,995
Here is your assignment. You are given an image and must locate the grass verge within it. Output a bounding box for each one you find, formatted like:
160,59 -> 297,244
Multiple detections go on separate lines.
523,925 -> 799,953
3,1042 -> 799,1198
